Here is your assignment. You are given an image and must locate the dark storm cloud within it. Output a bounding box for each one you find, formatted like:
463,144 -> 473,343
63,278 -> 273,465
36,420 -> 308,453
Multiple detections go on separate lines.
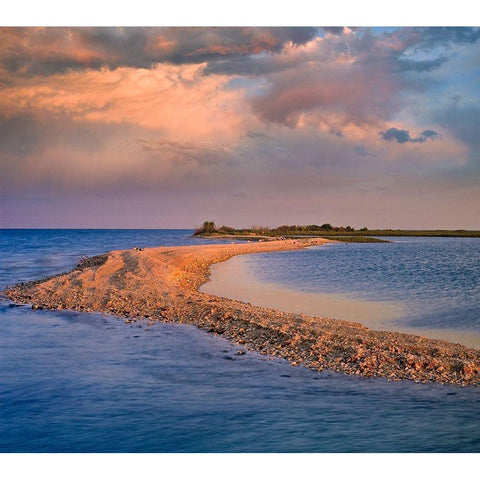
379,127 -> 441,144
0,27 -> 319,77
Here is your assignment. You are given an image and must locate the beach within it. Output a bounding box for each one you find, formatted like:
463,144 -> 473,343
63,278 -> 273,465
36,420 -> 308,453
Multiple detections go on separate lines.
4,237 -> 480,385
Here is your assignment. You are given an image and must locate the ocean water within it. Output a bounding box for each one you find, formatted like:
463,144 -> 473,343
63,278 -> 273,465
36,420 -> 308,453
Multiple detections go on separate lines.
0,230 -> 479,453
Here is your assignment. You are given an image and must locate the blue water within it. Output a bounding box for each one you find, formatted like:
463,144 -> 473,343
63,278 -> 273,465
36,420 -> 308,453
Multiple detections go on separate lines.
246,237 -> 480,332
0,229 -> 238,288
0,230 -> 479,452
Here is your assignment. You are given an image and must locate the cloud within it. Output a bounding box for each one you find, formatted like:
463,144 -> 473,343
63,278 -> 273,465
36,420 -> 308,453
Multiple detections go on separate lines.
1,27 -> 479,230
322,27 -> 345,35
394,56 -> 449,72
379,128 -> 441,144
411,27 -> 480,50
380,127 -> 405,143
2,27 -> 476,83
435,101 -> 480,150
379,127 -> 441,144
0,63 -> 254,144
0,62 -> 258,191
1,27 -> 473,141
248,39 -> 403,128
216,28 -> 466,131
0,112 -> 42,156
432,99 -> 480,170
0,27 -> 319,78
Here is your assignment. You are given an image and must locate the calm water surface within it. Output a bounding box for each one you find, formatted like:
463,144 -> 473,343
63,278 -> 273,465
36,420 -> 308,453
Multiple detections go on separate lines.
245,237 -> 480,334
0,230 -> 479,452
213,237 -> 480,348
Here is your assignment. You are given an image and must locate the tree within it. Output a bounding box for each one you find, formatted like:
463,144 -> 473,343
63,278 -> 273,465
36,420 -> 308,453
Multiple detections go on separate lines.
194,220 -> 216,235
203,221 -> 216,233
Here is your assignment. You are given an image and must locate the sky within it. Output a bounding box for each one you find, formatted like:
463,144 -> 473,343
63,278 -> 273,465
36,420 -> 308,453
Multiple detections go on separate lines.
0,26 -> 479,229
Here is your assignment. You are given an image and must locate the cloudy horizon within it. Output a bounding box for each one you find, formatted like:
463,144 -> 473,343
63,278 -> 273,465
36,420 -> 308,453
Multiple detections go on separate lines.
1,27 -> 479,229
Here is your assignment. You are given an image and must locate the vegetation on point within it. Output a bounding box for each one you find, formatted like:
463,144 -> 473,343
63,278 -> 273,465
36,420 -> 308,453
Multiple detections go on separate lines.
193,221 -> 480,238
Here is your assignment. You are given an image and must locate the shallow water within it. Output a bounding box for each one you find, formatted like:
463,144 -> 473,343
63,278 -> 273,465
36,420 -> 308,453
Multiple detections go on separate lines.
203,237 -> 480,348
0,230 -> 479,452
202,253 -> 480,349
202,255 -> 405,324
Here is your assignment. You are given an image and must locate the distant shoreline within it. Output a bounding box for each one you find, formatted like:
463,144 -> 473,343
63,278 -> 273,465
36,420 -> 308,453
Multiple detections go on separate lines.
196,230 -> 480,239
4,238 -> 480,386
193,222 -> 480,239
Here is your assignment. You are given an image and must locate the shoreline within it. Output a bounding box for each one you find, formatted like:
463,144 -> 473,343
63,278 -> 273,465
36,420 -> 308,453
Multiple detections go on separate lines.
200,254 -> 406,327
201,254 -> 480,350
4,237 -> 480,385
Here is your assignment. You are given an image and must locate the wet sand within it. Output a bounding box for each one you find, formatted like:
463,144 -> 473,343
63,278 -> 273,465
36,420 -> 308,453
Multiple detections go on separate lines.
201,255 -> 480,350
4,238 -> 480,385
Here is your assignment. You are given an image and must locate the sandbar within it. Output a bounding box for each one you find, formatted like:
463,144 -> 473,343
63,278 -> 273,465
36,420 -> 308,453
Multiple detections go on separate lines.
4,238 -> 480,385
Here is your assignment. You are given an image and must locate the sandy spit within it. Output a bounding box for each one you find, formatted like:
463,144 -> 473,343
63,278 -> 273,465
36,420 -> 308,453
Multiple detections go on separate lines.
4,238 -> 480,385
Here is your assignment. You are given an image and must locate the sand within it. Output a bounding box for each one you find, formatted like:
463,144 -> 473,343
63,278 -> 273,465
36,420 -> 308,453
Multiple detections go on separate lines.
4,237 -> 480,385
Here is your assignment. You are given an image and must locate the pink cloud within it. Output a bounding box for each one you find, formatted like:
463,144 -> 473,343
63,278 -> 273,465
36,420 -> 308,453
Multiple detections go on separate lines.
0,63 -> 255,145
1,27 -> 478,230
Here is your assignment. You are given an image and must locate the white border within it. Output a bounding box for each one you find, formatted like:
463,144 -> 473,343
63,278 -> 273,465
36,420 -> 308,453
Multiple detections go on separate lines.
1,0 -> 478,26
1,0 -> 479,475
2,453 -> 479,480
